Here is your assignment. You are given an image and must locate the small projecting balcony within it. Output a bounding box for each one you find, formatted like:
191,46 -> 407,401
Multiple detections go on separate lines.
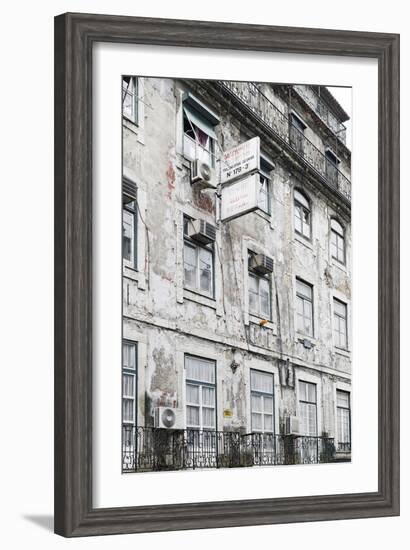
122,426 -> 344,473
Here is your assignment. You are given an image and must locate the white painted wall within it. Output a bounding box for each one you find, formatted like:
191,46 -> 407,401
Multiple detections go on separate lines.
0,1 -> 407,548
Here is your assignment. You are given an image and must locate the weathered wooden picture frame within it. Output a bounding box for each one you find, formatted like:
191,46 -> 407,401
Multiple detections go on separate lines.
54,12 -> 400,537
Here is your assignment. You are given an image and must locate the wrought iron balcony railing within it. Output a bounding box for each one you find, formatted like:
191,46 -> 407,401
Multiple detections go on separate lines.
122,426 -> 341,473
292,85 -> 347,144
337,441 -> 352,453
219,81 -> 351,202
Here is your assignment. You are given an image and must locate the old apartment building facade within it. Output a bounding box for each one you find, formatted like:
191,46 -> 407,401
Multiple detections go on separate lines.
122,76 -> 352,472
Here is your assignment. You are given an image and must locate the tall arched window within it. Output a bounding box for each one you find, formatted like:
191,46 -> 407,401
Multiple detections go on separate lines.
294,189 -> 311,239
330,218 -> 345,264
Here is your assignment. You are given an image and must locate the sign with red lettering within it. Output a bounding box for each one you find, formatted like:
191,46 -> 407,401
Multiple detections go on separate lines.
220,137 -> 260,184
220,173 -> 260,221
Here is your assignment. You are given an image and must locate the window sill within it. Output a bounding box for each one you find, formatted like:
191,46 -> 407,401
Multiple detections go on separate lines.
296,334 -> 317,347
180,155 -> 192,169
123,264 -> 138,278
183,288 -> 217,309
294,234 -> 313,251
249,314 -> 275,330
334,347 -> 351,358
123,265 -> 146,290
331,259 -> 348,273
254,209 -> 272,223
123,116 -> 139,130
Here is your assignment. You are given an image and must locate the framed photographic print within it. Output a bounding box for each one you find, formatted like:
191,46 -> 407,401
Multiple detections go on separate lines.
54,13 -> 400,536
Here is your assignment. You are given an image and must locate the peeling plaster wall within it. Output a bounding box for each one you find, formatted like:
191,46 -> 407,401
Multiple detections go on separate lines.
122,77 -> 351,439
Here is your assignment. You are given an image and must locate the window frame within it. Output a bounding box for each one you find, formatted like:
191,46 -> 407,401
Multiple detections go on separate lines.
122,340 -> 137,427
333,298 -> 348,350
289,112 -> 307,155
290,111 -> 307,133
330,218 -> 346,265
298,380 -> 318,437
295,278 -> 314,337
182,100 -> 218,168
294,189 -> 311,240
258,157 -> 274,215
185,355 -> 217,431
325,148 -> 341,187
122,198 -> 137,269
250,369 -> 275,435
248,271 -> 272,320
183,216 -> 215,298
336,390 -> 351,449
258,173 -> 271,215
122,75 -> 138,124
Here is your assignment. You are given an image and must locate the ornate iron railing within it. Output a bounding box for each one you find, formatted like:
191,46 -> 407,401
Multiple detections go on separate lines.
292,85 -> 347,144
122,426 -> 338,472
337,441 -> 352,453
219,81 -> 351,202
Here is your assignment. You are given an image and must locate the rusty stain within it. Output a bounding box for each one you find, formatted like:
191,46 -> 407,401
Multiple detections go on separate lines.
192,186 -> 215,214
166,159 -> 176,198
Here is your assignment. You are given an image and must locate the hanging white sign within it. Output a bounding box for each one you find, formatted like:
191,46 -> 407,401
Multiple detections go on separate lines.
220,173 -> 260,222
220,137 -> 260,185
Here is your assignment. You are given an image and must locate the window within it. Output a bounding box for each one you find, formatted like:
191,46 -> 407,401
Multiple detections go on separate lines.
258,174 -> 271,214
251,370 -> 274,433
289,113 -> 306,155
183,217 -> 214,296
294,189 -> 311,239
336,390 -> 351,451
122,76 -> 138,123
248,272 -> 271,319
296,278 -> 313,336
183,96 -> 218,167
122,342 -> 137,425
258,157 -> 273,215
325,149 -> 340,187
299,381 -> 317,436
185,356 -> 216,430
333,298 -> 348,349
123,200 -> 137,268
330,219 -> 345,264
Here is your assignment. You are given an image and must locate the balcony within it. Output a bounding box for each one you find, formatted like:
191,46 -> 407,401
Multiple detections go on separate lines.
292,85 -> 347,144
219,81 -> 351,203
122,426 -> 342,473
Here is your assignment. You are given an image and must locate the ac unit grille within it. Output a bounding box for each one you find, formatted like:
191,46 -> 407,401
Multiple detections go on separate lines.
161,408 -> 176,428
200,220 -> 216,241
199,162 -> 212,181
250,253 -> 274,274
191,159 -> 217,190
154,407 -> 184,430
189,219 -> 217,244
263,255 -> 274,272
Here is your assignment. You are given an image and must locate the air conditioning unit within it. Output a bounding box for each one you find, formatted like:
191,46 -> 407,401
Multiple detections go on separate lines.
285,415 -> 300,435
188,218 -> 217,244
154,407 -> 185,430
191,159 -> 217,190
250,253 -> 274,274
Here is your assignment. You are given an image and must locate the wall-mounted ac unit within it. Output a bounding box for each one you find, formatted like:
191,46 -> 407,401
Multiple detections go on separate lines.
188,219 -> 216,244
191,159 -> 217,190
154,407 -> 184,430
285,415 -> 300,435
250,253 -> 274,275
